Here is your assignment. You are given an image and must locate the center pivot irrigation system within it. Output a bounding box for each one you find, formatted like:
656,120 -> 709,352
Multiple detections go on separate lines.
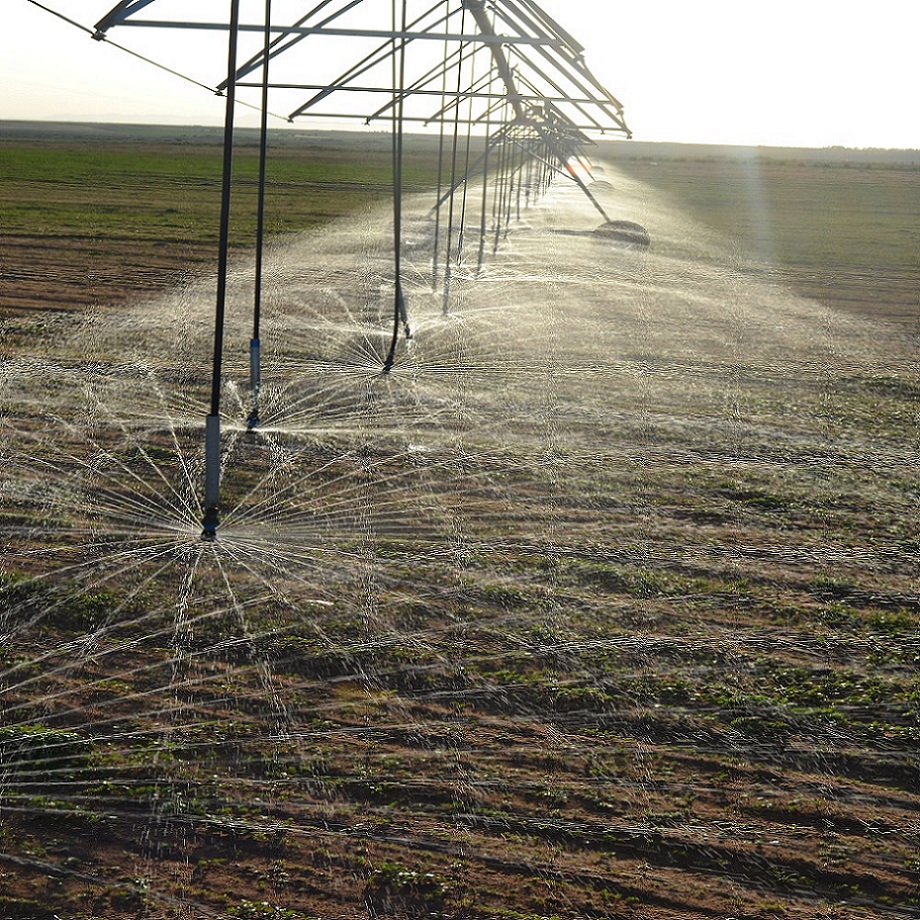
88,0 -> 638,540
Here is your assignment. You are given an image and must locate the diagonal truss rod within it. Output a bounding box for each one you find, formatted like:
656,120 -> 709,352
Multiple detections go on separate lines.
364,39 -> 479,124
222,0 -> 365,88
503,42 -> 624,134
499,0 -> 624,109
463,0 -> 525,120
490,1 -> 628,133
510,50 -> 605,133
96,20 -> 564,47
286,1 -> 456,118
93,0 -> 158,33
512,0 -> 584,55
421,55 -> 496,126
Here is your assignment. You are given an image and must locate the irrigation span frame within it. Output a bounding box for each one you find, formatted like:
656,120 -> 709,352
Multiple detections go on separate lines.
88,0 -> 635,538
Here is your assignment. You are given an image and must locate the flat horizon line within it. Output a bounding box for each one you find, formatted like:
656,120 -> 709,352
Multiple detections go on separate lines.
2,116 -> 919,156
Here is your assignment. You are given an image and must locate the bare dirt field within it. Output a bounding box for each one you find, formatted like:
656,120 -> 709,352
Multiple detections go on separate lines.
0,124 -> 918,920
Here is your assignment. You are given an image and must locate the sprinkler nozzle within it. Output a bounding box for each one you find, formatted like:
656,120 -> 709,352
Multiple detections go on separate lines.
201,506 -> 219,541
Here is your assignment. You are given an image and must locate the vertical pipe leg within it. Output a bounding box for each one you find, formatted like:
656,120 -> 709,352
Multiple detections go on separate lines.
201,0 -> 241,540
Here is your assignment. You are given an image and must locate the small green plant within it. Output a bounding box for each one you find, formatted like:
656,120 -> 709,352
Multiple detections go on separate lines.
364,863 -> 451,916
227,900 -> 317,919
0,724 -> 92,777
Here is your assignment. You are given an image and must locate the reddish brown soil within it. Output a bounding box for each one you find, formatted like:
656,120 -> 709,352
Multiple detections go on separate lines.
0,234 -> 214,315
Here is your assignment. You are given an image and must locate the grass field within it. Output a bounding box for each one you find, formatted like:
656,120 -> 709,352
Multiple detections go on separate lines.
0,123 -> 918,920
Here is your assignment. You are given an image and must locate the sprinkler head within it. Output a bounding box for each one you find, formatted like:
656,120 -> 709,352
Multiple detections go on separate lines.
247,410 -> 260,430
201,506 -> 219,541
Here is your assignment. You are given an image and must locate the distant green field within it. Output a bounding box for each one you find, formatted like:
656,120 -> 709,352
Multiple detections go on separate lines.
1,141 -> 439,244
0,128 -> 445,313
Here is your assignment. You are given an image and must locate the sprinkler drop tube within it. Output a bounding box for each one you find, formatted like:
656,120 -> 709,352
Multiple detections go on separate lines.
250,337 -> 261,390
248,337 -> 261,428
201,0 -> 241,540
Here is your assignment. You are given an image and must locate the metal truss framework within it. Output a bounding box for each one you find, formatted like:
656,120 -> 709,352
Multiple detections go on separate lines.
92,0 -> 633,539
94,0 -> 630,131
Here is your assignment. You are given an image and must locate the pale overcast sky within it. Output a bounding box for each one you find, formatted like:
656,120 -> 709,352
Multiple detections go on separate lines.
3,0 -> 918,149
